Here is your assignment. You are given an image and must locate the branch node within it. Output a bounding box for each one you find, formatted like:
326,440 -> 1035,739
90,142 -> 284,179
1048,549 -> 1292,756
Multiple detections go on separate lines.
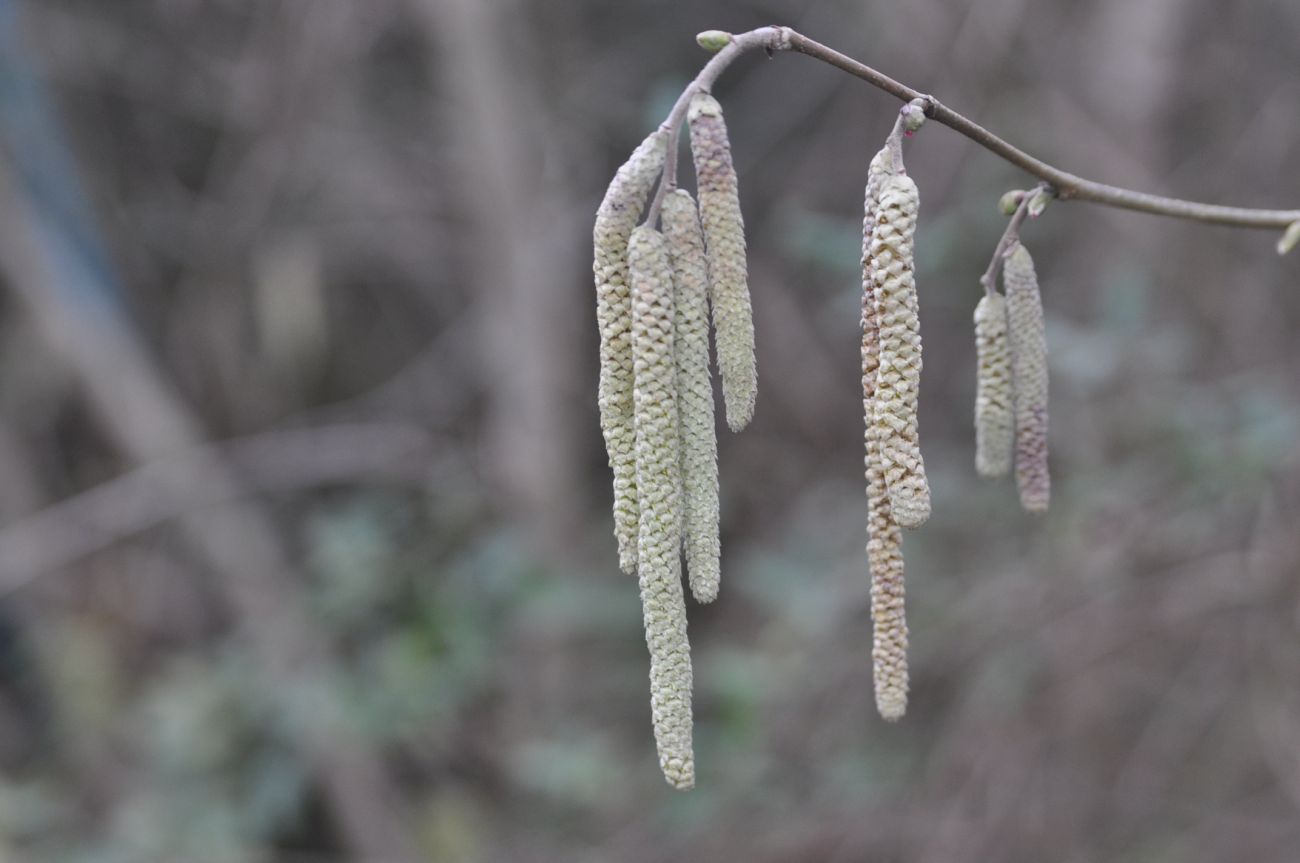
900,98 -> 927,134
1026,186 -> 1054,219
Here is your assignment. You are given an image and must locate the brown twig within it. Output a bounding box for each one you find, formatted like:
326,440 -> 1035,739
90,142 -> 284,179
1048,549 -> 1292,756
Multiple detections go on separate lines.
657,26 -> 1300,233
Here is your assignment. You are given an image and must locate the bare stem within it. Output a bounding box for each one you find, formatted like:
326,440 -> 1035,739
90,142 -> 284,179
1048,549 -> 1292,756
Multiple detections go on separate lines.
980,187 -> 1043,295
645,29 -> 785,227
656,26 -> 1300,232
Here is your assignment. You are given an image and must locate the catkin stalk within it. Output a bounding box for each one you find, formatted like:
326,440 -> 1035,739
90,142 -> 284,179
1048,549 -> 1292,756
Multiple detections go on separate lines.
594,131 -> 667,573
628,225 -> 695,790
973,292 -> 1014,478
871,174 -> 930,529
662,189 -> 721,604
862,151 -> 908,720
1003,242 -> 1050,512
688,92 -> 756,432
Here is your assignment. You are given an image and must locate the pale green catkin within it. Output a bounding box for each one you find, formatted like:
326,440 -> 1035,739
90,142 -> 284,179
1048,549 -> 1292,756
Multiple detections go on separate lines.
688,91 -> 756,432
871,174 -> 931,529
628,225 -> 695,790
862,150 -> 908,720
594,131 -> 667,573
973,292 -> 1014,478
662,189 -> 721,604
1003,242 -> 1050,512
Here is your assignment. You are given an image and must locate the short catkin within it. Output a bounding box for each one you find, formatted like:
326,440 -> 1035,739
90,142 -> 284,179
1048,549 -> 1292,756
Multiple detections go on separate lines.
688,91 -> 756,432
662,189 -> 721,604
1003,242 -> 1050,512
628,225 -> 695,789
973,292 -> 1014,478
594,131 -> 668,573
862,151 -> 908,721
871,174 -> 931,529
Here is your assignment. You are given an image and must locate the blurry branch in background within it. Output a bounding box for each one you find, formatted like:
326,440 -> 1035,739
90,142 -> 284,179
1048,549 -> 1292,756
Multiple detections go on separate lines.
677,27 -> 1300,237
0,422 -> 437,593
0,6 -> 423,846
413,0 -> 589,548
0,155 -> 423,863
0,157 -> 423,863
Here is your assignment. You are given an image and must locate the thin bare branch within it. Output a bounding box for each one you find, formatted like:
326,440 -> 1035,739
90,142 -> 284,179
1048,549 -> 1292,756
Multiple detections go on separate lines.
660,26 -> 1300,232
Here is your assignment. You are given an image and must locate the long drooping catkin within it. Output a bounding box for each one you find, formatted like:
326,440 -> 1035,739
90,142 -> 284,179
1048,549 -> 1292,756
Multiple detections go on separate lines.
1003,242 -> 1050,512
973,292 -> 1014,478
594,131 -> 667,574
662,189 -> 721,604
862,151 -> 908,721
688,91 -> 755,432
628,225 -> 695,789
871,174 -> 930,529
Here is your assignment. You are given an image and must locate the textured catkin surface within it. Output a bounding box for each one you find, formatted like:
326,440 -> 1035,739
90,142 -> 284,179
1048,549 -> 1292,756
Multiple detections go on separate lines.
1003,242 -> 1050,512
662,189 -> 720,604
870,174 -> 930,529
862,150 -> 908,721
628,225 -> 695,789
594,131 -> 667,574
974,292 -> 1014,478
688,91 -> 755,432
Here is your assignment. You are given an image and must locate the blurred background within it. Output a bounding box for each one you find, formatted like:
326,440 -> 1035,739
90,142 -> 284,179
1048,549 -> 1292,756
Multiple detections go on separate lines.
0,0 -> 1298,861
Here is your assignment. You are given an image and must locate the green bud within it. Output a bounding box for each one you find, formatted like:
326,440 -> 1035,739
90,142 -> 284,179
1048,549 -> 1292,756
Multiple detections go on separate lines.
696,30 -> 732,52
998,189 -> 1025,216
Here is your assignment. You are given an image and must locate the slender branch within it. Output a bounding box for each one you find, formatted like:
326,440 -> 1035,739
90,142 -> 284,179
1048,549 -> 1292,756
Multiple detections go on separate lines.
645,29 -> 781,226
980,187 -> 1043,295
659,26 -> 1300,232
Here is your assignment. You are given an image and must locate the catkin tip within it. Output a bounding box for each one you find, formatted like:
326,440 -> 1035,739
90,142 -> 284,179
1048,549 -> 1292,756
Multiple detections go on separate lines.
877,698 -> 907,722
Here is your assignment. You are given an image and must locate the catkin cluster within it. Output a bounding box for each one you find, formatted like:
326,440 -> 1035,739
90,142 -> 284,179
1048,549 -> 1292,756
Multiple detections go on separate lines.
971,238 -> 1050,513
588,28 -> 1166,793
595,93 -> 762,785
1003,242 -> 1050,512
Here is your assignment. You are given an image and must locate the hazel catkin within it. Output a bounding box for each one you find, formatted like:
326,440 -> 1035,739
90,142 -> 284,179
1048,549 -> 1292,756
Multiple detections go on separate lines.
973,292 -> 1014,478
628,225 -> 695,789
862,151 -> 908,720
871,174 -> 931,529
1003,242 -> 1050,512
662,189 -> 721,604
688,91 -> 756,432
594,130 -> 667,573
